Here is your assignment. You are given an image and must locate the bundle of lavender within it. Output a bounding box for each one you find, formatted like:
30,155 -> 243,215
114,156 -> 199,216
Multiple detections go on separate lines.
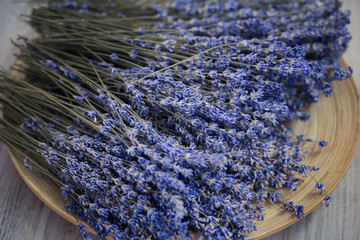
0,0 -> 353,239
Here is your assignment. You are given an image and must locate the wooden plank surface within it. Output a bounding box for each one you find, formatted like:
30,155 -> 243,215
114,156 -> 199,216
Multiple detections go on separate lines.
0,1 -> 359,240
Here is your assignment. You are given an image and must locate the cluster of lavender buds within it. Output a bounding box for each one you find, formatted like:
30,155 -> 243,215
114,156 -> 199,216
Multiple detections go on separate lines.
0,0 -> 352,239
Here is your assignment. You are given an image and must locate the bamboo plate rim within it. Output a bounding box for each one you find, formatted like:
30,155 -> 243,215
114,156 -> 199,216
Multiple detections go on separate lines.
8,59 -> 360,239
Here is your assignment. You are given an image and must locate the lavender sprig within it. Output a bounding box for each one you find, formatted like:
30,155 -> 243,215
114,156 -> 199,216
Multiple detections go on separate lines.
0,0 -> 352,239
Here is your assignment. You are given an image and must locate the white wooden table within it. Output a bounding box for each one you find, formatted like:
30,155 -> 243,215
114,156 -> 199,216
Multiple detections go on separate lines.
0,1 -> 359,239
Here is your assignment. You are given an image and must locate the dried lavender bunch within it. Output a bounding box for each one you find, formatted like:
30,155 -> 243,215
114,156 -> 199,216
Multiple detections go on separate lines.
0,0 -> 352,239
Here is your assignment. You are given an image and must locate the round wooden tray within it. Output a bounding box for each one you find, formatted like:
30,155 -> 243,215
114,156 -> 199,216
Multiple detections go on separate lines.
8,59 -> 360,239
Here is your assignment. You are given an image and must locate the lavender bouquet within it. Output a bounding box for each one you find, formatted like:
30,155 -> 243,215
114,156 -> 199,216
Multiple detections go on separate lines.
0,0 -> 353,239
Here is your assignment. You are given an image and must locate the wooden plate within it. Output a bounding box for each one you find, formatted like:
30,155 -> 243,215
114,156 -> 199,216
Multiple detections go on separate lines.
8,59 -> 360,239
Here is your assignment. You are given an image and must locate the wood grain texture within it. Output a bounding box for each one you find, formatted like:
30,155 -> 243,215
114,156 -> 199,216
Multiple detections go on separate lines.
0,1 -> 360,240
